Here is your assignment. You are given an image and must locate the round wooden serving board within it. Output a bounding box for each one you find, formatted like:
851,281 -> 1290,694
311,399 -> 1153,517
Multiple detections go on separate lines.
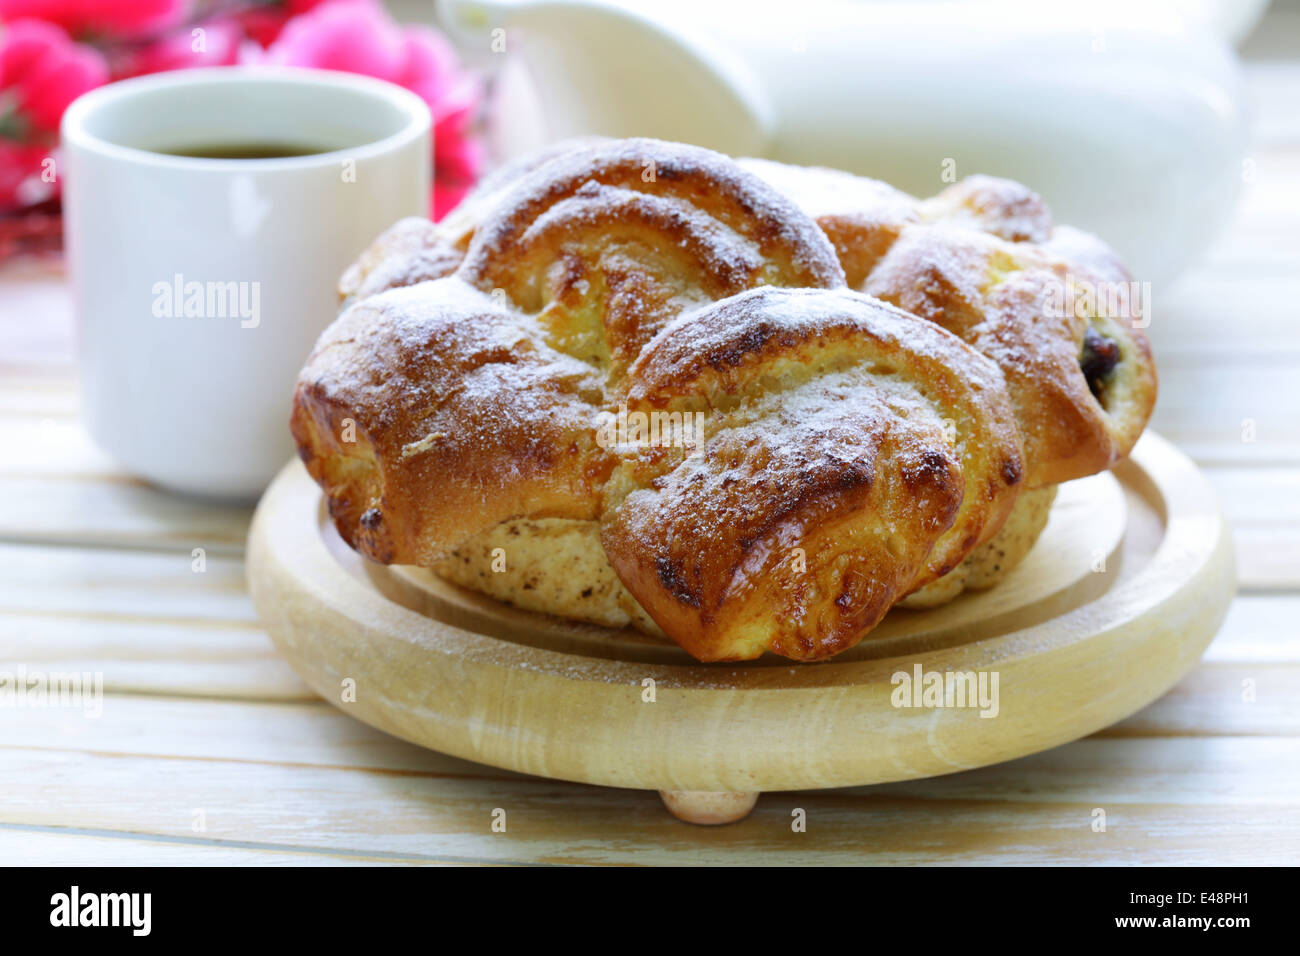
247,433 -> 1235,824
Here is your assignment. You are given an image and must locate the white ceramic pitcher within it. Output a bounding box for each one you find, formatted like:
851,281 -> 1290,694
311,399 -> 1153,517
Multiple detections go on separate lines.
439,0 -> 1250,285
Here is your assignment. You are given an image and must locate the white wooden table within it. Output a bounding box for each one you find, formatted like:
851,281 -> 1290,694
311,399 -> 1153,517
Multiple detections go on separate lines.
0,13 -> 1297,865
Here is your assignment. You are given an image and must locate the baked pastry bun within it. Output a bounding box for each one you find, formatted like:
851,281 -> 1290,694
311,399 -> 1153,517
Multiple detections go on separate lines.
599,286 -> 1023,660
294,137 -> 847,569
740,160 -> 1158,488
344,150 -> 1156,492
338,137 -> 615,307
864,222 -> 1155,486
432,480 -> 1057,626
292,138 -> 1033,661
456,138 -> 846,381
291,277 -> 610,567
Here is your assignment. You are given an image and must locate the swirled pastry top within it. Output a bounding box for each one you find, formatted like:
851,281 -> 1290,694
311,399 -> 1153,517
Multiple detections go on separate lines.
740,160 -> 1157,488
342,143 -> 1155,489
292,138 -> 1026,661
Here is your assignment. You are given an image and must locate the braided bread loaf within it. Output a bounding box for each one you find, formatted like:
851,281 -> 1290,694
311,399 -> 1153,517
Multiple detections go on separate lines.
341,146 -> 1155,492
292,138 -> 1035,661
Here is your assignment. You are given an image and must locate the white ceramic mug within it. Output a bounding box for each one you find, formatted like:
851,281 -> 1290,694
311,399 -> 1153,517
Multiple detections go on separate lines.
61,67 -> 431,499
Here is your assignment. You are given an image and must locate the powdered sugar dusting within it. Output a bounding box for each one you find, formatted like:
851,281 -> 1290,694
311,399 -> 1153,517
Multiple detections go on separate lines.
292,136 -> 1143,664
460,137 -> 845,294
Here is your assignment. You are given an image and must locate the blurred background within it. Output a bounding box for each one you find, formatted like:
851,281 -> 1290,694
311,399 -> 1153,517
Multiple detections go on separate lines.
0,0 -> 1297,865
0,0 -> 1294,520
0,0 -> 1282,283
1,0 -> 1296,532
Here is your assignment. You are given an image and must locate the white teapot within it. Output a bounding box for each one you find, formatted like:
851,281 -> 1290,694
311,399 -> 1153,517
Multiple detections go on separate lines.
439,0 -> 1250,285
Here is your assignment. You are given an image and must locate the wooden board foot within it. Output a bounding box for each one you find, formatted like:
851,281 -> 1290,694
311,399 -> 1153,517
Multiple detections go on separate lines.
659,790 -> 758,825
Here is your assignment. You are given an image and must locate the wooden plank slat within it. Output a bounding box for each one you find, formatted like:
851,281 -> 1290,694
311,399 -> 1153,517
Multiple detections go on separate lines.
0,542 -> 304,699
1203,594 -> 1300,661
1149,275 -> 1300,359
1202,467 -> 1300,589
0,615 -> 311,700
0,828 -> 455,866
0,260 -> 73,373
0,542 -> 253,621
1150,365 -> 1300,466
0,416 -> 125,478
0,478 -> 252,553
1105,664 -> 1300,736
0,419 -> 254,553
0,697 -> 486,774
0,740 -> 1295,865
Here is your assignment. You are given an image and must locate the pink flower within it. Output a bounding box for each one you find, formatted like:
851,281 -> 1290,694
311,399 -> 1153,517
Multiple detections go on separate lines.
432,106 -> 484,220
252,0 -> 483,220
0,0 -> 190,40
0,138 -> 56,209
236,0 -> 338,50
0,19 -> 108,135
236,7 -> 295,50
255,0 -> 404,78
114,17 -> 242,77
0,19 -> 106,210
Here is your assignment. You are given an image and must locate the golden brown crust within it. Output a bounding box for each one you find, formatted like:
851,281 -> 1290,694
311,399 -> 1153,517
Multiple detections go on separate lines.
435,480 -> 1052,638
736,157 -> 920,286
292,139 -> 1029,662
337,217 -> 464,306
338,138 -> 617,306
341,154 -> 1154,490
600,287 -> 1023,661
899,483 -> 1056,608
741,162 -> 1158,488
341,156 -> 1154,490
437,135 -> 613,250
920,173 -> 1053,243
295,138 -> 846,571
290,279 -> 613,567
864,224 -> 1156,486
457,138 -> 846,380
